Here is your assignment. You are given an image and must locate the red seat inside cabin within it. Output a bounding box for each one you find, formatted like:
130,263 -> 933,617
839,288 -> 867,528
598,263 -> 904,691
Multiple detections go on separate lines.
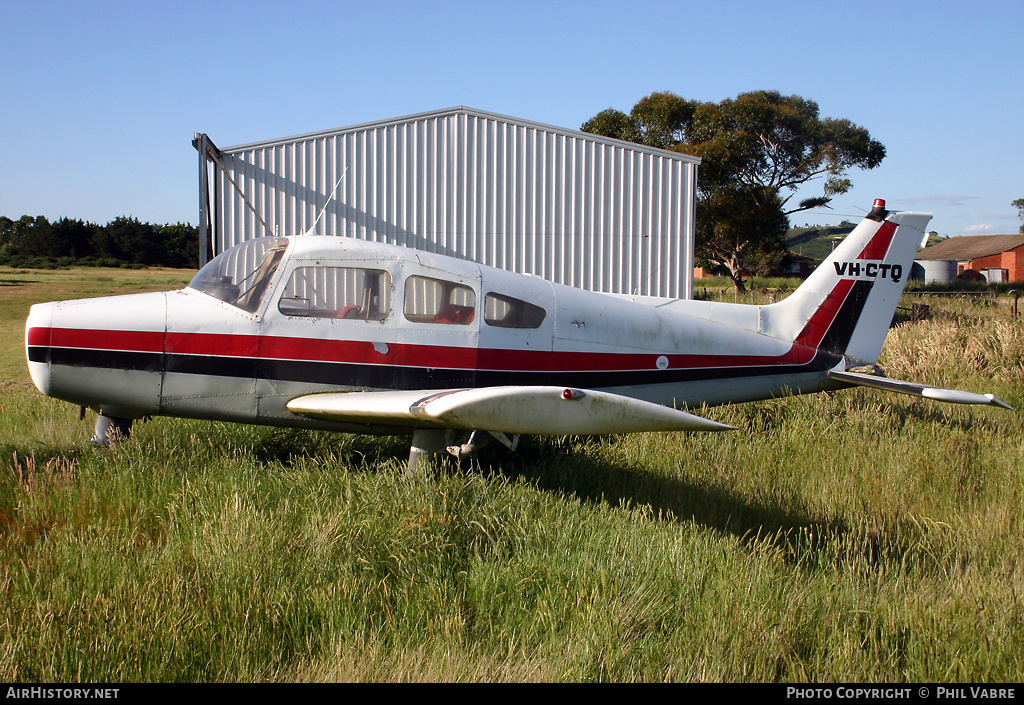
434,304 -> 474,324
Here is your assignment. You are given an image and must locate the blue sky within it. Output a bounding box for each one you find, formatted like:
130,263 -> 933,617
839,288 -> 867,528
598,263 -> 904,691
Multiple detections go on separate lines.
2,0 -> 1021,237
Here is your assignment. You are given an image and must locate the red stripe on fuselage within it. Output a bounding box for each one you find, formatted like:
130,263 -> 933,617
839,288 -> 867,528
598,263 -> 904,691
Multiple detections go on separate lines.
26,326 -> 51,347
32,327 -> 821,374
166,331 -> 259,358
479,346 -> 819,371
40,327 -> 164,352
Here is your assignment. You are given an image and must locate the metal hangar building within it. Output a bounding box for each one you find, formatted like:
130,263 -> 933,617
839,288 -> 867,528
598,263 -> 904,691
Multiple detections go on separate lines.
194,106 -> 700,299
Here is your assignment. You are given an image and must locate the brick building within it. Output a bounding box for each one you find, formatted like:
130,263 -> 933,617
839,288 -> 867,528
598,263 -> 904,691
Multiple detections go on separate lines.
915,234 -> 1024,282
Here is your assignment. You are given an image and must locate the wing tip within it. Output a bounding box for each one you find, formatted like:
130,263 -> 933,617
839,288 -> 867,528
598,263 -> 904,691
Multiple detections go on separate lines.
986,394 -> 1014,411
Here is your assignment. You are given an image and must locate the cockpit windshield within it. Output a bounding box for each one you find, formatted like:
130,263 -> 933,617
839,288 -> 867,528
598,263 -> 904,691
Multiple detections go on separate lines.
188,237 -> 290,313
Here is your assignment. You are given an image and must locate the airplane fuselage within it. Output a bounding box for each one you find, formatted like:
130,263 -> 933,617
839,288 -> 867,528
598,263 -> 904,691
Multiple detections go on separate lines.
26,203 -> 1010,464
25,234 -> 838,436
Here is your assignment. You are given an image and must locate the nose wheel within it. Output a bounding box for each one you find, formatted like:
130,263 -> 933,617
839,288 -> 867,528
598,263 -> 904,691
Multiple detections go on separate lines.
91,414 -> 134,446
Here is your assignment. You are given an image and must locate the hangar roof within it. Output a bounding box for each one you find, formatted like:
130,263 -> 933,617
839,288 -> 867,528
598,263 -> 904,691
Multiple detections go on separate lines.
223,105 -> 701,164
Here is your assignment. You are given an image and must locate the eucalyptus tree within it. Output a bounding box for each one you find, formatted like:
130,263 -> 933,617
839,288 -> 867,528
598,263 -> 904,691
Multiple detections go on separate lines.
582,91 -> 886,290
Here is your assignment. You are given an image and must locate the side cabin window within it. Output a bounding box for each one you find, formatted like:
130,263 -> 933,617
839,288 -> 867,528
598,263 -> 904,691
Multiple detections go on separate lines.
189,237 -> 290,314
484,292 -> 547,329
278,266 -> 391,320
404,275 -> 476,325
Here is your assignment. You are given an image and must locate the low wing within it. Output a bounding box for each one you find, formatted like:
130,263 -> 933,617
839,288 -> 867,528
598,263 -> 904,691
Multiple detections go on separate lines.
827,370 -> 1013,409
286,386 -> 734,435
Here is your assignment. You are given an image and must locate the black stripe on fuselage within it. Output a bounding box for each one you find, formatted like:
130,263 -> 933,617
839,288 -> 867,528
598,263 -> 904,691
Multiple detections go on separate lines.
30,345 -> 842,390
30,346 -> 161,372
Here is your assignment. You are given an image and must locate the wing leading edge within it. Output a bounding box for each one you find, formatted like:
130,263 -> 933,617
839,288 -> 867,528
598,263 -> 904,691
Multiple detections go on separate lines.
286,386 -> 735,435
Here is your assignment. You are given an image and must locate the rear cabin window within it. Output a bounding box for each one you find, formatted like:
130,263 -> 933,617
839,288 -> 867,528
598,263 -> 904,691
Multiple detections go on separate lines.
484,293 -> 547,329
278,266 -> 391,320
403,276 -> 476,325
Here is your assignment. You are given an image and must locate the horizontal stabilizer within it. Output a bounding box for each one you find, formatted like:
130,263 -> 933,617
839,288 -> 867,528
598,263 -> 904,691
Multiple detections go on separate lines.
828,371 -> 1013,409
287,386 -> 735,435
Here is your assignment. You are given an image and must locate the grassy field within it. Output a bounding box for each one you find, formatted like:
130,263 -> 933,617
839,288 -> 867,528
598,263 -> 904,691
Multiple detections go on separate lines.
0,267 -> 1022,682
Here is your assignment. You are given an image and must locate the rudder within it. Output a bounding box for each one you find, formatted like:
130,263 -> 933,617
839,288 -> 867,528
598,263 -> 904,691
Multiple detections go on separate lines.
761,200 -> 932,364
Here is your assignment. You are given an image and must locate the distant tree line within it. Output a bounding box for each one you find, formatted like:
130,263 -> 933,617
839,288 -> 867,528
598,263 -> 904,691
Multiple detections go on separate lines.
0,215 -> 199,269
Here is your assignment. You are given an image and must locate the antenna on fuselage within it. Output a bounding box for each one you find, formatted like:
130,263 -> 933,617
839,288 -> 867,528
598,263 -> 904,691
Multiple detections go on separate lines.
309,168 -> 348,236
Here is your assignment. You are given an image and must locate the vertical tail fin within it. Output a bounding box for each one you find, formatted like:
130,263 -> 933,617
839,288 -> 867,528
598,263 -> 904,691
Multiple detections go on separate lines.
762,200 -> 932,364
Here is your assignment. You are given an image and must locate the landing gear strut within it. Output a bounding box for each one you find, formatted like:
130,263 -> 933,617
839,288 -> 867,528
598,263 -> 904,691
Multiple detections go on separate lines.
406,428 -> 519,472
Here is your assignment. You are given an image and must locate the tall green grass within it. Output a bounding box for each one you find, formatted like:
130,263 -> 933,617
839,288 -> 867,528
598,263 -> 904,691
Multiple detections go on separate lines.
1,269 -> 1022,681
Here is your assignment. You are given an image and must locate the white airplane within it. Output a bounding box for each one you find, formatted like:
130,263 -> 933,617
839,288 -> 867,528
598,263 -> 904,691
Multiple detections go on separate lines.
24,199 -> 1011,468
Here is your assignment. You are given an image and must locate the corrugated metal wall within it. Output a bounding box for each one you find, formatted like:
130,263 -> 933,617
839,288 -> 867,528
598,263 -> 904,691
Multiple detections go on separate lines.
206,107 -> 699,298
